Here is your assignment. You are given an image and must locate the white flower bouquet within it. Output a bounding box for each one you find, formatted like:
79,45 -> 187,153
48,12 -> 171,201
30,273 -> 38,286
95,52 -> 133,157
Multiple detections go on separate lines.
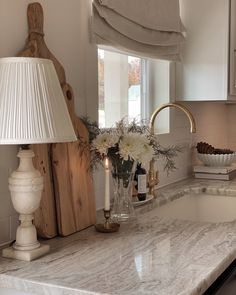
81,118 -> 181,178
79,118 -> 181,222
92,127 -> 154,167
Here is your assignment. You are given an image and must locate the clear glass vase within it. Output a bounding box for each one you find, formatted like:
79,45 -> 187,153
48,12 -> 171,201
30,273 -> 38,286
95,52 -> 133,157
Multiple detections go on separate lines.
111,160 -> 136,222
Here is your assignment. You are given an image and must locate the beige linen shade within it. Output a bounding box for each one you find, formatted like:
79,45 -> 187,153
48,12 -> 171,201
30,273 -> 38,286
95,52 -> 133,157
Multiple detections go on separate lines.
92,0 -> 185,60
93,8 -> 180,61
93,0 -> 185,46
97,0 -> 184,32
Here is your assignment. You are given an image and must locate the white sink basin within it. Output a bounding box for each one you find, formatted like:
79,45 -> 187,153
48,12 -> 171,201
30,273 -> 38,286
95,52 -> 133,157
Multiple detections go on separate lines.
156,194 -> 236,223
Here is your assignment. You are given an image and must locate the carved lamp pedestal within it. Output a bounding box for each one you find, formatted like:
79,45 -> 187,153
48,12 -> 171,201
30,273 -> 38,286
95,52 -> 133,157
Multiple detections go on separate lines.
2,150 -> 49,261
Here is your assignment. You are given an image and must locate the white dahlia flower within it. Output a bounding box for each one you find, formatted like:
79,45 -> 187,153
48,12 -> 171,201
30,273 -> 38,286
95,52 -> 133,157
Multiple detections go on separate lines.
119,133 -> 142,161
138,142 -> 155,164
92,132 -> 118,155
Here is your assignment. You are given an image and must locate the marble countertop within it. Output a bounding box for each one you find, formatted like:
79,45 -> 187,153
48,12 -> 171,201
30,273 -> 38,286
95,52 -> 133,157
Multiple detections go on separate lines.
2,178 -> 236,295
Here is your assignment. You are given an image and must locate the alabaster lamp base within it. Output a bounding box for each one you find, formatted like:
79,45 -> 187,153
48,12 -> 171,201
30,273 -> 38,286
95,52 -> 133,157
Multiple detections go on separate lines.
2,149 -> 50,261
2,244 -> 50,262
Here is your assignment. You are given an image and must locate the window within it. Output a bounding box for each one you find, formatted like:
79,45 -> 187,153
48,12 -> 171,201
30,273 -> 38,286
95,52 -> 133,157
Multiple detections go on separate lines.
98,48 -> 173,133
98,49 -> 148,128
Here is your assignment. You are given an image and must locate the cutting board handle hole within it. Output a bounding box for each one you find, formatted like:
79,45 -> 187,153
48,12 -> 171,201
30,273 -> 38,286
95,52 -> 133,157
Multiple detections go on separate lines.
66,90 -> 72,100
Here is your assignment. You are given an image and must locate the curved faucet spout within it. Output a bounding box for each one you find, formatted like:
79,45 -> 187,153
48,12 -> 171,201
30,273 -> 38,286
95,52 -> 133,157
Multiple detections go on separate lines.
149,103 -> 196,135
148,102 -> 196,196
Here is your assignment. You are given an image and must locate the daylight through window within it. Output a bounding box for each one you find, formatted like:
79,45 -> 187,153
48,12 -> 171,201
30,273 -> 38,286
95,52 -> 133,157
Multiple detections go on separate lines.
98,49 -> 147,128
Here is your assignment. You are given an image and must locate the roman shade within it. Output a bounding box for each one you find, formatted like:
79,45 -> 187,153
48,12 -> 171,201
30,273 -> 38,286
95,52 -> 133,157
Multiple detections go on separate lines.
92,0 -> 185,60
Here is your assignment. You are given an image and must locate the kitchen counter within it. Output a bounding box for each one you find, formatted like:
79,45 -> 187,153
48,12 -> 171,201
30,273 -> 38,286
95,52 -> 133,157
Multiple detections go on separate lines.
1,178 -> 236,295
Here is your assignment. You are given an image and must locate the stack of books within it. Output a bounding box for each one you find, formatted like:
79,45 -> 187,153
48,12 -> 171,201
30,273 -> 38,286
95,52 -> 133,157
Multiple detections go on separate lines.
194,165 -> 236,180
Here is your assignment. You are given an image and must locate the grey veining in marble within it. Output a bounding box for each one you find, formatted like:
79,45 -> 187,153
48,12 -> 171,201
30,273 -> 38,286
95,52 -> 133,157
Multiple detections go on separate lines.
1,178 -> 236,295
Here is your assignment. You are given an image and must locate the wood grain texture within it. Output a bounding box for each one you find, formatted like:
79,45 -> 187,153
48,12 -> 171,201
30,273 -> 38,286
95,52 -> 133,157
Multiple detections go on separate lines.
31,145 -> 57,238
17,2 -> 96,237
52,84 -> 96,236
17,2 -> 58,238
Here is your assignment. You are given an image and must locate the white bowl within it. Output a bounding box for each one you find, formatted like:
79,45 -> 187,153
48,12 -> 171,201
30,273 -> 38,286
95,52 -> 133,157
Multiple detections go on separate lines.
197,152 -> 236,166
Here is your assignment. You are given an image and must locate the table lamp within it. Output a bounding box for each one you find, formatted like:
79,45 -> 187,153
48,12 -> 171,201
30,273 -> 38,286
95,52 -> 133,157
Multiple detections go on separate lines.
0,57 -> 77,261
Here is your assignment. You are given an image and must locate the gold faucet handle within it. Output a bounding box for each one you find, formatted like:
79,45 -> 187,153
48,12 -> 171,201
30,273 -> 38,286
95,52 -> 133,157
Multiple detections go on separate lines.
148,171 -> 158,185
148,170 -> 159,197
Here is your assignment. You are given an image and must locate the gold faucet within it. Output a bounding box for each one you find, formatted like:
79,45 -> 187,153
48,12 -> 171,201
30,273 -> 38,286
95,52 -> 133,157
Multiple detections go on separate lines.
148,103 -> 196,196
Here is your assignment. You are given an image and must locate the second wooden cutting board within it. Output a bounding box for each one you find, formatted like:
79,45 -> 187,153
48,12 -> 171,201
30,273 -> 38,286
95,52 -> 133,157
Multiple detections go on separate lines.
52,84 -> 96,236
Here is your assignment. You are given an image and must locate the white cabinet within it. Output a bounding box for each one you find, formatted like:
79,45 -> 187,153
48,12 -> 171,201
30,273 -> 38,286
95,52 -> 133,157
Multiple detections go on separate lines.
176,0 -> 236,101
229,0 -> 236,96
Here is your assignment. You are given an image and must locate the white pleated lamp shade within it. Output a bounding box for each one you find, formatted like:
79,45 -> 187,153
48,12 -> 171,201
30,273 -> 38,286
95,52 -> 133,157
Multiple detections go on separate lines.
0,57 -> 77,144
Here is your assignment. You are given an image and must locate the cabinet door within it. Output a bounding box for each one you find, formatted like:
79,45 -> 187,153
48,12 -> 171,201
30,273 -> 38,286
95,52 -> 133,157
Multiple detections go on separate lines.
176,0 -> 230,101
229,0 -> 236,97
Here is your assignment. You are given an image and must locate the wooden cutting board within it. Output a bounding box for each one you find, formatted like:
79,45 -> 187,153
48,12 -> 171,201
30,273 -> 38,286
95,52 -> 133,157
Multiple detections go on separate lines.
17,2 -> 96,237
52,84 -> 96,236
17,2 -> 60,238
